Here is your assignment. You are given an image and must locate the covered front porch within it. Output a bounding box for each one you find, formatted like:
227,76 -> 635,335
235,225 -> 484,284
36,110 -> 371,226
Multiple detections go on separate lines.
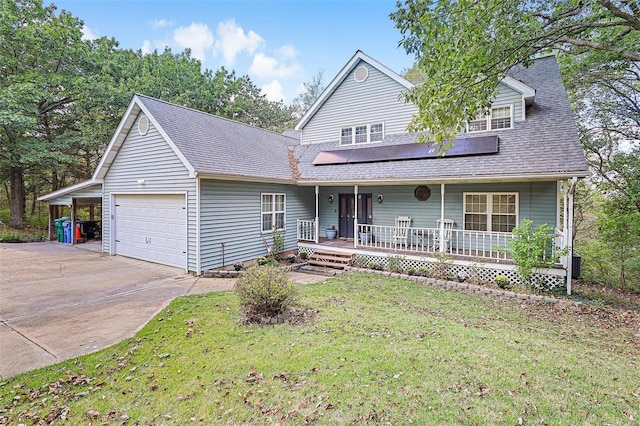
295,178 -> 578,292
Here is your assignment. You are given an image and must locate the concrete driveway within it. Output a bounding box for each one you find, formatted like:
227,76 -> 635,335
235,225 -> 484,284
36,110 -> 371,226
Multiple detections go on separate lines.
0,242 -> 326,379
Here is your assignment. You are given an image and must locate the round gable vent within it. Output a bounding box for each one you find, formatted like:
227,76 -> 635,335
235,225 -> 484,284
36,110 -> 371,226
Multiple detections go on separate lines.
354,66 -> 369,83
138,115 -> 150,136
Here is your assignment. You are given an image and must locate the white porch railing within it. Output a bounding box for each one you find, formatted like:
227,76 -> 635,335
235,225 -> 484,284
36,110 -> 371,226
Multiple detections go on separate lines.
554,227 -> 568,267
355,224 -> 516,261
448,229 -> 514,260
298,222 -> 564,263
297,219 -> 316,242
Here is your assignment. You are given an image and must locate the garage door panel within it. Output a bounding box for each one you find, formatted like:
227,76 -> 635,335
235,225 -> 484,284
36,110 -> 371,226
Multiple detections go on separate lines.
114,195 -> 186,269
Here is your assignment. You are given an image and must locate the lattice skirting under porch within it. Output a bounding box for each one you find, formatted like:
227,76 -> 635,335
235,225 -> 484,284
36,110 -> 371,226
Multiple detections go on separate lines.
298,246 -> 566,292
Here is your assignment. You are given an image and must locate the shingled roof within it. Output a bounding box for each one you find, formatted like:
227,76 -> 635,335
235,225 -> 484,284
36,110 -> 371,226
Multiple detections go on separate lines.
292,55 -> 588,183
136,95 -> 297,182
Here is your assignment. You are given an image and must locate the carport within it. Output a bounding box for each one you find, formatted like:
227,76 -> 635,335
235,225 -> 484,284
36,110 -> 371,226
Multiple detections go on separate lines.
37,180 -> 103,244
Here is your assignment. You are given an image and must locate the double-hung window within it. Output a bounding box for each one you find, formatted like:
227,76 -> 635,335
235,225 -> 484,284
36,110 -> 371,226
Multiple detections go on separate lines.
467,105 -> 513,132
464,193 -> 518,232
339,123 -> 384,145
261,193 -> 285,232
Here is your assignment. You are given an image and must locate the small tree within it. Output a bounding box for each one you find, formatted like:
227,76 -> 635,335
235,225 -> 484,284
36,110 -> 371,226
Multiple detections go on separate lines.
508,219 -> 567,289
271,226 -> 284,260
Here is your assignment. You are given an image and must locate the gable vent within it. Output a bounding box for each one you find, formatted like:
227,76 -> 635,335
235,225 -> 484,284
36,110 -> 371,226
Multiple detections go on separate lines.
138,115 -> 150,136
354,66 -> 369,83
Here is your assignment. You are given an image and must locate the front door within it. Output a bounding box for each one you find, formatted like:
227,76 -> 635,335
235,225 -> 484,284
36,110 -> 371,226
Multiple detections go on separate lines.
338,193 -> 372,238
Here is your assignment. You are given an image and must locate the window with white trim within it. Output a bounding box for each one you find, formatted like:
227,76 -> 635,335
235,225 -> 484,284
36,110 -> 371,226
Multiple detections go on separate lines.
464,193 -> 518,232
467,105 -> 513,133
261,193 -> 285,232
339,123 -> 384,145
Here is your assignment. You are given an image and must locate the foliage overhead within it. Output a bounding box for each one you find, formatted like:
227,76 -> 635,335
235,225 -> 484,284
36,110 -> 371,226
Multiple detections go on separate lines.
0,0 -> 296,227
391,0 -> 640,144
292,70 -> 326,118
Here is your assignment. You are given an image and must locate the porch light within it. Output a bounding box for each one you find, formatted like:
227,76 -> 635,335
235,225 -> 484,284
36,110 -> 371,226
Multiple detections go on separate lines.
377,194 -> 383,203
328,194 -> 334,203
137,179 -> 145,185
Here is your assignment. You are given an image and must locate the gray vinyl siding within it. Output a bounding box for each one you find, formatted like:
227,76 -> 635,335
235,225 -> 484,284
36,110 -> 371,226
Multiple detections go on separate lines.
317,182 -> 557,231
301,59 -> 417,145
102,114 -> 197,271
199,180 -> 314,270
494,83 -> 524,122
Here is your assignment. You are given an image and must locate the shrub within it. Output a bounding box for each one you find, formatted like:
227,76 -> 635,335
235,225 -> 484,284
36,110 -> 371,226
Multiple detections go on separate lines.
233,262 -> 244,271
406,267 -> 416,276
298,250 -> 309,260
388,255 -> 405,273
495,275 -> 510,289
235,265 -> 299,321
257,256 -> 278,267
353,255 -> 368,268
368,261 -> 383,271
508,219 -> 567,288
416,266 -> 430,277
0,230 -> 22,242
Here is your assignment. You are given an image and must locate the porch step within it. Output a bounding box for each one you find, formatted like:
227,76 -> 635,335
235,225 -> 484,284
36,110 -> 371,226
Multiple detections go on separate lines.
308,249 -> 354,270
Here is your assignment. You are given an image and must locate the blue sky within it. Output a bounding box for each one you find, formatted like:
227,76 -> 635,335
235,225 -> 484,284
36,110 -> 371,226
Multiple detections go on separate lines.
53,0 -> 416,103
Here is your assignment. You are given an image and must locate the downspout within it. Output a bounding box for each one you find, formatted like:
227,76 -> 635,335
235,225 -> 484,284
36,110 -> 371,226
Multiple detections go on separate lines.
354,185 -> 359,249
196,176 -> 201,275
315,185 -> 319,244
440,184 -> 445,254
566,177 -> 577,295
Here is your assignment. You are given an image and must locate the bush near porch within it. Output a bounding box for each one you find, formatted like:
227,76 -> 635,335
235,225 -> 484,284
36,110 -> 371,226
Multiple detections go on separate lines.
1,273 -> 638,424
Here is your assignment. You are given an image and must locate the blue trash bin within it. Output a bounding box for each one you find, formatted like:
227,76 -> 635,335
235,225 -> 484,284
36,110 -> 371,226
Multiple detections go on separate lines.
63,221 -> 72,243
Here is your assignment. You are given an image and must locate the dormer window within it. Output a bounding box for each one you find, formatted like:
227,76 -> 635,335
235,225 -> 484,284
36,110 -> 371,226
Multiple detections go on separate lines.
467,105 -> 513,133
340,123 -> 384,145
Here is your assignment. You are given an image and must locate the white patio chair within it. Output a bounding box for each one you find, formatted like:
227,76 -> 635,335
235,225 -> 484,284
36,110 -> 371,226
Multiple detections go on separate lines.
434,219 -> 454,252
392,216 -> 412,248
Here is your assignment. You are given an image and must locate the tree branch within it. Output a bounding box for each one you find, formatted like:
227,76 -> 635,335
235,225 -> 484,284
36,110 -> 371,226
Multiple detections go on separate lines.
551,35 -> 640,61
596,0 -> 640,31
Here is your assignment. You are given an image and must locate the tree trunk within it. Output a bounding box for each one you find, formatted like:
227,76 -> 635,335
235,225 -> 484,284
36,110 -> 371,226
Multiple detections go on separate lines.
9,166 -> 25,229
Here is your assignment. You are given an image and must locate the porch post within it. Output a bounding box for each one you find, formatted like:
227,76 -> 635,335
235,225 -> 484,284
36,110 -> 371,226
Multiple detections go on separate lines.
566,177 -> 577,295
314,185 -> 319,244
354,185 -> 359,248
71,199 -> 77,245
48,204 -> 55,241
563,180 -> 568,236
440,183 -> 445,253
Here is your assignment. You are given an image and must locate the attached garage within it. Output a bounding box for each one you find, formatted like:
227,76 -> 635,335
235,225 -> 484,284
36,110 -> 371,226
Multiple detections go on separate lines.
112,194 -> 187,269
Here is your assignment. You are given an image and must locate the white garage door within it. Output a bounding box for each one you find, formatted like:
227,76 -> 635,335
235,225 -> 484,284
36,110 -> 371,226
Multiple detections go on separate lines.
114,194 -> 187,269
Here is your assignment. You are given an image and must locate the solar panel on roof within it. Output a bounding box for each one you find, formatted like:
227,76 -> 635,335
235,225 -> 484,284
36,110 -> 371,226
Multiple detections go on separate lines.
312,149 -> 354,165
348,145 -> 393,163
312,136 -> 498,166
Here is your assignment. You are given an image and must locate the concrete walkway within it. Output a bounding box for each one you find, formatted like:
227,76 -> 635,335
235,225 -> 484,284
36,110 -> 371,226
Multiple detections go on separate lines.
0,242 -> 327,378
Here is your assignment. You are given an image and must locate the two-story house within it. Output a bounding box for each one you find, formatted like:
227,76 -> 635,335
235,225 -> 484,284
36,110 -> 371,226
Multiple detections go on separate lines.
39,51 -> 588,292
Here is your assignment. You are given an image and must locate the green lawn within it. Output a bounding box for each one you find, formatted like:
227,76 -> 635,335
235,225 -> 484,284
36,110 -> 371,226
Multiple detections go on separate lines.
2,273 -> 638,425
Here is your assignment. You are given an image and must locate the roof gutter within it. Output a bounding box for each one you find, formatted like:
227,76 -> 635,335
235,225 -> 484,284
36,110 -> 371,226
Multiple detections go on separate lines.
295,171 -> 589,186
195,172 -> 296,185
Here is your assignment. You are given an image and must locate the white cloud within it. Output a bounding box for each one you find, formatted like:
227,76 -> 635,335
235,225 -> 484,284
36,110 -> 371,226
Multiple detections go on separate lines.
141,40 -> 152,55
275,44 -> 298,60
150,19 -> 172,30
214,19 -> 264,65
261,80 -> 285,102
81,25 -> 97,41
172,23 -> 214,62
249,52 -> 302,79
